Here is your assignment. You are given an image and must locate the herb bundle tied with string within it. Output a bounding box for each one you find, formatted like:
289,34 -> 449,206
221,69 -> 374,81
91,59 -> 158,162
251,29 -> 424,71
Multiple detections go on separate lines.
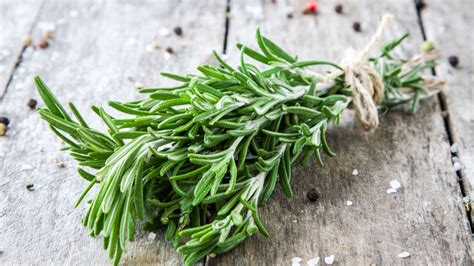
34,15 -> 443,266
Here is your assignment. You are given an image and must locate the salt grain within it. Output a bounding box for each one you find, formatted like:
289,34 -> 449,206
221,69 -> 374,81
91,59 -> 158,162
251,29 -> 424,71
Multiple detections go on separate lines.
147,232 -> 156,241
346,200 -> 353,206
134,82 -> 144,89
70,10 -> 79,17
450,143 -> 458,153
324,255 -> 335,264
159,28 -> 171,37
386,188 -> 397,194
398,251 -> 411,258
145,44 -> 154,52
291,257 -> 302,263
292,257 -> 302,266
164,52 -> 171,60
389,180 -> 401,190
1,49 -> 10,56
307,257 -> 320,265
453,161 -> 462,171
352,169 -> 358,176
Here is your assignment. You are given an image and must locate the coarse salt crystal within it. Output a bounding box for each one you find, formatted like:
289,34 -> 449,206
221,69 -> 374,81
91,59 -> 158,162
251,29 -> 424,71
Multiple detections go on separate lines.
145,44 -> 154,52
324,255 -> 335,264
291,257 -> 302,266
453,161 -> 462,171
390,180 -> 401,190
386,188 -> 397,194
398,251 -> 411,258
291,257 -> 302,263
307,257 -> 320,265
1,49 -> 10,56
352,169 -> 358,176
450,143 -> 458,153
147,232 -> 156,241
134,82 -> 144,88
346,200 -> 353,206
164,52 -> 171,60
159,28 -> 171,37
70,10 -> 79,17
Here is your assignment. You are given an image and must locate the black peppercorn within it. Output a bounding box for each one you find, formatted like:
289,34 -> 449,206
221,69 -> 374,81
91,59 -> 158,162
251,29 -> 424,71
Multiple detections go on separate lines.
306,188 -> 320,202
27,99 -> 37,109
26,184 -> 34,191
166,47 -> 175,54
448,55 -> 459,67
287,13 -> 293,19
335,4 -> 343,14
0,116 -> 10,126
352,21 -> 361,32
39,39 -> 49,49
173,26 -> 183,36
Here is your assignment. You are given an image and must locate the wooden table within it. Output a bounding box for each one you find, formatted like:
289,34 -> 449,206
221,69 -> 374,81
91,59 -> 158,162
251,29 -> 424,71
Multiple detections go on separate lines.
0,0 -> 472,265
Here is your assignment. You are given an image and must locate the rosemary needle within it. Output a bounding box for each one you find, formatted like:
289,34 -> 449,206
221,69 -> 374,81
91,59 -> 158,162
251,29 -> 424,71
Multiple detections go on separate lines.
35,29 -> 440,265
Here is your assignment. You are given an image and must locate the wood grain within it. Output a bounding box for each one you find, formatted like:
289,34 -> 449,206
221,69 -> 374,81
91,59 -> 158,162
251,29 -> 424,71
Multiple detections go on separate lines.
0,0 -> 226,264
421,0 -> 474,222
0,0 -> 43,97
207,0 -> 472,265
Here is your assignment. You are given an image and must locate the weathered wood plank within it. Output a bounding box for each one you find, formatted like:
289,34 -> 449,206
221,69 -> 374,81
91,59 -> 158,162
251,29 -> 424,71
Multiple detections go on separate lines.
207,0 -> 472,265
0,0 -> 43,97
421,0 -> 474,223
0,0 -> 226,264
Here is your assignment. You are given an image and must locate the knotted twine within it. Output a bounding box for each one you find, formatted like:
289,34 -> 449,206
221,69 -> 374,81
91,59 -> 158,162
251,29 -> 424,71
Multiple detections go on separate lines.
323,14 -> 395,131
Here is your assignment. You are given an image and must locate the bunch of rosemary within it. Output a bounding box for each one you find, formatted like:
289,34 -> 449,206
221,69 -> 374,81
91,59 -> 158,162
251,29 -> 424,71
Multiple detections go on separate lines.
34,29 -> 438,265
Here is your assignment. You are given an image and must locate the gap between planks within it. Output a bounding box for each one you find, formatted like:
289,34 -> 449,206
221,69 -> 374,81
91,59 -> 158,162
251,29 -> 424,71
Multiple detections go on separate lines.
413,0 -> 474,234
0,0 -> 45,101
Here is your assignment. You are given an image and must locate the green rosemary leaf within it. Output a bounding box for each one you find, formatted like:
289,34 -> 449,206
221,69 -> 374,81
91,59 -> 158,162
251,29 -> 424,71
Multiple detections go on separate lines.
34,29 -> 441,266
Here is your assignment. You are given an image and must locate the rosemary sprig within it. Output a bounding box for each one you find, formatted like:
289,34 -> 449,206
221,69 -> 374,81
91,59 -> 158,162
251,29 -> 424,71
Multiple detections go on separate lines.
34,29 -> 439,265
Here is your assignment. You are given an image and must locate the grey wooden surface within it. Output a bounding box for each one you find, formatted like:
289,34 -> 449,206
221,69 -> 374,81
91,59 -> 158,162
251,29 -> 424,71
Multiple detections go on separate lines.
421,0 -> 474,222
0,0 -> 472,265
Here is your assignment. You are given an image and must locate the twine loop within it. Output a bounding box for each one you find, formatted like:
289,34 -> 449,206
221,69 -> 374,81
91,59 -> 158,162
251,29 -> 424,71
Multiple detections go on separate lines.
343,14 -> 394,131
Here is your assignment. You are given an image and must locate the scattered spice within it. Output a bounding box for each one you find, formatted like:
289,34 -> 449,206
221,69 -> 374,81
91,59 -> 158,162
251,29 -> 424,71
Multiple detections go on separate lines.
389,180 -> 401,190
55,159 -> 66,168
421,41 -> 435,52
0,116 -> 10,126
38,39 -> 49,49
26,184 -> 34,191
166,47 -> 175,54
324,255 -> 335,265
448,55 -> 459,67
307,257 -> 320,266
450,143 -> 458,153
306,188 -> 320,202
287,13 -> 293,19
173,26 -> 183,36
398,251 -> 411,258
0,123 -> 7,136
27,99 -> 37,109
302,0 -> 318,14
415,0 -> 426,10
22,35 -> 34,47
147,232 -> 156,241
386,188 -> 397,194
352,21 -> 362,32
43,29 -> 54,40
209,253 -> 217,258
134,82 -> 144,89
335,4 -> 343,14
